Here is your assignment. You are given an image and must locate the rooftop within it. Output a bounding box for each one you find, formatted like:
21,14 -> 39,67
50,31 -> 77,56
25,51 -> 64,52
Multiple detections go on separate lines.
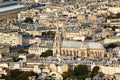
65,26 -> 81,33
62,40 -> 83,48
0,1 -> 17,8
85,42 -> 104,49
0,1 -> 25,14
62,40 -> 104,49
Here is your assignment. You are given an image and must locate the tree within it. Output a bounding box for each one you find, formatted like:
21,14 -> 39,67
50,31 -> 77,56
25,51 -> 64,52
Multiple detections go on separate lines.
66,75 -> 78,80
62,65 -> 91,80
24,17 -> 33,23
111,26 -> 119,31
4,70 -> 35,80
116,13 -> 120,18
47,31 -> 56,37
42,31 -> 56,37
74,65 -> 89,76
40,50 -> 53,57
42,32 -> 47,36
5,69 -> 22,80
62,70 -> 74,80
91,66 -> 100,78
16,71 -> 35,80
107,43 -> 119,48
106,13 -> 120,19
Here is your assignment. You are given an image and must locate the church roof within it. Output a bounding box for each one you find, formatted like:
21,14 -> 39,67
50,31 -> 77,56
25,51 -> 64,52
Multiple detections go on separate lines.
85,42 -> 104,49
62,40 -> 84,48
62,40 -> 104,49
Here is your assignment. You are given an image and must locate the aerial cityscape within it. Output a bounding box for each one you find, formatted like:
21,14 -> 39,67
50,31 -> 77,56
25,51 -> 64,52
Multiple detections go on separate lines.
0,0 -> 120,80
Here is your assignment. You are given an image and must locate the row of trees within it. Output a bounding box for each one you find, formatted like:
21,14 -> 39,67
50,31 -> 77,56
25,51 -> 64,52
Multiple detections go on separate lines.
1,70 -> 36,80
0,65 -> 99,80
62,65 -> 100,80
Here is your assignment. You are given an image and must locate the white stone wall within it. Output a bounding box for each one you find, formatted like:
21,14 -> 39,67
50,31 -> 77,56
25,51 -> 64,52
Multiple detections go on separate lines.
0,32 -> 22,46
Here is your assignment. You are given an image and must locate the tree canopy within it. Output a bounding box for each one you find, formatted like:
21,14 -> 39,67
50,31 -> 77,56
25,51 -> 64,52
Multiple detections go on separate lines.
42,31 -> 56,37
107,43 -> 120,49
24,17 -> 33,23
106,13 -> 120,19
1,70 -> 35,80
40,50 -> 53,57
62,65 -> 90,80
116,13 -> 120,18
74,65 -> 89,76
111,26 -> 119,31
91,66 -> 100,78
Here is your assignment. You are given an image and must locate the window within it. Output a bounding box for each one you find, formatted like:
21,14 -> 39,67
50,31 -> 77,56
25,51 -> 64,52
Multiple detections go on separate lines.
56,37 -> 59,41
63,50 -> 65,55
56,43 -> 58,46
81,52 -> 85,56
56,50 -> 58,54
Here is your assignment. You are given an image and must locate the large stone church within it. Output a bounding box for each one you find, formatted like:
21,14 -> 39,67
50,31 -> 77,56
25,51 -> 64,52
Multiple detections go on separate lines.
53,29 -> 105,58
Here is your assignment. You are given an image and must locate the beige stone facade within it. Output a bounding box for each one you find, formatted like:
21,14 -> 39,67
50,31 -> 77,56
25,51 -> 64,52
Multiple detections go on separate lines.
53,30 -> 105,58
77,14 -> 85,22
18,9 -> 40,19
88,15 -> 97,23
64,29 -> 91,40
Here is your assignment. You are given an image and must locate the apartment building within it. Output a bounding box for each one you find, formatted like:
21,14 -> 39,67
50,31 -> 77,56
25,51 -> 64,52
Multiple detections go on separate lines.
0,32 -> 22,46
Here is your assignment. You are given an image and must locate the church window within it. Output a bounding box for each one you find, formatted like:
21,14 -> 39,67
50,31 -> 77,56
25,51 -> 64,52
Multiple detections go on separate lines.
81,52 -> 85,56
56,50 -> 58,54
56,43 -> 58,46
70,50 -> 72,56
63,50 -> 65,55
56,37 -> 59,41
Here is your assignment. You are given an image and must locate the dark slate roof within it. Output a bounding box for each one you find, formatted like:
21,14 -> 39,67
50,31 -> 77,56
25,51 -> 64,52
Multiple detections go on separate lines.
0,1 -> 17,8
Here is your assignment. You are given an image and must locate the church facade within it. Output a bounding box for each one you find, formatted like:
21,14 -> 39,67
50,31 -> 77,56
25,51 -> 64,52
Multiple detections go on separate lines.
53,30 -> 105,58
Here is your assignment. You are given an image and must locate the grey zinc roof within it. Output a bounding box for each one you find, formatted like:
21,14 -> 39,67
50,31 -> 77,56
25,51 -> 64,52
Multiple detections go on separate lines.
85,42 -> 104,49
0,1 -> 17,7
0,4 -> 25,13
62,40 -> 83,48
62,40 -> 104,49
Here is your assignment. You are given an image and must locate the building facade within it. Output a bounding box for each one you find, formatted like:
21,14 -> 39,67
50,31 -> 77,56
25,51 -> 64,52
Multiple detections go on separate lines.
18,9 -> 40,19
28,40 -> 53,55
0,32 -> 22,46
53,30 -> 105,58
